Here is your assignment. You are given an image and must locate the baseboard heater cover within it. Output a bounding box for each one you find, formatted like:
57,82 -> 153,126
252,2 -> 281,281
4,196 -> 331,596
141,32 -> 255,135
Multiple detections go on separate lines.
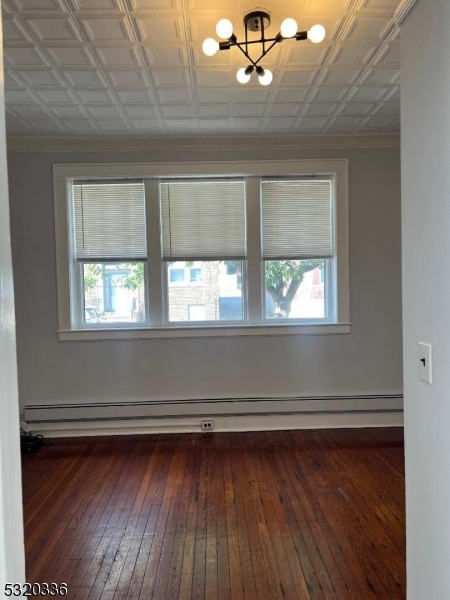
24,394 -> 403,436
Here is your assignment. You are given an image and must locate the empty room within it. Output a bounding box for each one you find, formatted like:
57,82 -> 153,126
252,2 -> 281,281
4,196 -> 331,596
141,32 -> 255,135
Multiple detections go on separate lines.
1,0 -> 449,599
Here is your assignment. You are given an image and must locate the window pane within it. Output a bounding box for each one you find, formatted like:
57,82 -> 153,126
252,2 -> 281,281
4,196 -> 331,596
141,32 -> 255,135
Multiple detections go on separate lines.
167,261 -> 244,322
265,260 -> 326,319
169,268 -> 185,283
83,262 -> 147,324
190,268 -> 202,283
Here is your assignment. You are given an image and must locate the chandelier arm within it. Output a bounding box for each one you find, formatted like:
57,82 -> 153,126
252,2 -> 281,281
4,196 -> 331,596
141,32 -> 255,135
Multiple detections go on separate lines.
234,42 -> 258,67
230,36 -> 281,68
261,15 -> 266,55
245,21 -> 248,56
264,38 -> 279,55
252,38 -> 280,67
232,37 -> 279,47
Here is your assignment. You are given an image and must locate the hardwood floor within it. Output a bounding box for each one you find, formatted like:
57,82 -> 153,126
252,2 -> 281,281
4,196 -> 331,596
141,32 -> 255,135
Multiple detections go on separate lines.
21,428 -> 406,600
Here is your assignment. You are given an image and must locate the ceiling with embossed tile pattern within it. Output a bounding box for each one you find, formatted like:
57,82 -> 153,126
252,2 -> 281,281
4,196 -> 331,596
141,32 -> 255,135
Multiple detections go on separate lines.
1,0 -> 413,137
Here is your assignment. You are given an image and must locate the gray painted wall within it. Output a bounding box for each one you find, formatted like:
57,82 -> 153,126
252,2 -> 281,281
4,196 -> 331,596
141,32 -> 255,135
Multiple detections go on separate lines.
401,1 -> 450,597
7,146 -> 402,411
0,10 -> 25,586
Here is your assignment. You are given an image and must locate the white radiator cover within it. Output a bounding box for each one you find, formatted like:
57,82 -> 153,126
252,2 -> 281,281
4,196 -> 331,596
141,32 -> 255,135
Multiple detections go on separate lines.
24,394 -> 403,437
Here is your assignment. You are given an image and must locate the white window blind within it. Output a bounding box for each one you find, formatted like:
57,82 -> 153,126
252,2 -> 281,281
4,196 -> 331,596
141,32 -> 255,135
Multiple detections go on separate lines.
73,181 -> 146,260
160,179 -> 246,260
261,178 -> 333,259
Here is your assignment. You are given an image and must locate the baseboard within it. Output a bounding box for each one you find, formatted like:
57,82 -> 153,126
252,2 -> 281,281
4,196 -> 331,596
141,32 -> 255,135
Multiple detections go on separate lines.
24,394 -> 403,438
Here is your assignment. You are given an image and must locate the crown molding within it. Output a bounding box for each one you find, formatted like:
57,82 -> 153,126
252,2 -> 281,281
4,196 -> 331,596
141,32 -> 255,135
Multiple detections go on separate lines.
394,0 -> 418,26
7,133 -> 400,153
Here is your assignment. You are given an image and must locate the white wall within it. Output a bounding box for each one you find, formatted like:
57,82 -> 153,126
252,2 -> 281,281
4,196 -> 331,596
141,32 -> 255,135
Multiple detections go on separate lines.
0,11 -> 26,588
401,1 -> 450,597
7,145 -> 403,428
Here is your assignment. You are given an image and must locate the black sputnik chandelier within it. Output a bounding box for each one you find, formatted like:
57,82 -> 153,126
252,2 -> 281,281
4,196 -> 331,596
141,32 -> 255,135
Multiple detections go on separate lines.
202,10 -> 326,86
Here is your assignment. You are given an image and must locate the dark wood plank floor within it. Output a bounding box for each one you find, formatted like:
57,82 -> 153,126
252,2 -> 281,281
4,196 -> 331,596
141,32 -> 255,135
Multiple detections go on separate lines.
21,428 -> 406,600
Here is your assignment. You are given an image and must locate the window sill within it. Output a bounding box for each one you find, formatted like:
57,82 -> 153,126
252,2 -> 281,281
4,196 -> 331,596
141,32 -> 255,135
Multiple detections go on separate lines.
58,322 -> 352,341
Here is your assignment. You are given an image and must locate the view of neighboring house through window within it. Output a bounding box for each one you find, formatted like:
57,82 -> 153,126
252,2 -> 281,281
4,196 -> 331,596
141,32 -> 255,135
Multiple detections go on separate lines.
167,260 -> 243,322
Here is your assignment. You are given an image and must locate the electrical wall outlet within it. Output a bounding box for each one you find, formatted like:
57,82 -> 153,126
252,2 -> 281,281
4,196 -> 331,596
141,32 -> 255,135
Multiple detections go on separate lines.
201,420 -> 214,431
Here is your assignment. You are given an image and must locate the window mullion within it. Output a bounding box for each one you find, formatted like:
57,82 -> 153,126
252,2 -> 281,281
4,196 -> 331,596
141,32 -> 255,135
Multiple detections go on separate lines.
246,176 -> 263,324
324,259 -> 333,322
144,179 -> 164,327
76,261 -> 84,329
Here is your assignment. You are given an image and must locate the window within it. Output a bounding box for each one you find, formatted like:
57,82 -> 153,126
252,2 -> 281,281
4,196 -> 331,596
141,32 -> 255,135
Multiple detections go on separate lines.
160,179 -> 246,324
72,181 -> 147,327
261,179 -> 332,320
190,268 -> 202,283
169,268 -> 185,284
54,159 -> 349,340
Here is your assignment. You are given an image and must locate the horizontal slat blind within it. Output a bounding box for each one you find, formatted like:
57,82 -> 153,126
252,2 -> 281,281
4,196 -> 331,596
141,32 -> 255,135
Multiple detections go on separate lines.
73,181 -> 146,260
261,179 -> 333,259
160,179 -> 246,260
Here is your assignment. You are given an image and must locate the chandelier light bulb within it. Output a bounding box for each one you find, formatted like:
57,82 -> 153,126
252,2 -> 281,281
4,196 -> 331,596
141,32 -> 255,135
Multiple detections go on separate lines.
280,18 -> 298,38
236,68 -> 251,84
308,24 -> 326,43
216,19 -> 233,39
258,69 -> 273,86
202,37 -> 219,56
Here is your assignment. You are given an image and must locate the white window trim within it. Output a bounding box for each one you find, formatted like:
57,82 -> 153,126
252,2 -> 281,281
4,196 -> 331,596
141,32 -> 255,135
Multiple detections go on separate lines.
53,159 -> 350,341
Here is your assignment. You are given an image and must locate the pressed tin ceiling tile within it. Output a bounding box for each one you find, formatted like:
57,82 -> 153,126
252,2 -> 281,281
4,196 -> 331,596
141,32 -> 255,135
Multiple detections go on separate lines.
2,0 -> 410,136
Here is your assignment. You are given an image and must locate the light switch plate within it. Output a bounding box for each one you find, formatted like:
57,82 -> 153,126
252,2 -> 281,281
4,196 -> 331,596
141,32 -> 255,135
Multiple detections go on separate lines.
419,342 -> 432,384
